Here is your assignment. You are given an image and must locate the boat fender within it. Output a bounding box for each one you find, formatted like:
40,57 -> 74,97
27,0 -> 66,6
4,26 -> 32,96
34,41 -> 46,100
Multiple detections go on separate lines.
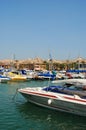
48,99 -> 52,105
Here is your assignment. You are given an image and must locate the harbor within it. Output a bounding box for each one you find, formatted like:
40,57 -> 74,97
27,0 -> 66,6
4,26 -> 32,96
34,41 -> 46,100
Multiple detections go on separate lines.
0,57 -> 86,130
1,0 -> 86,129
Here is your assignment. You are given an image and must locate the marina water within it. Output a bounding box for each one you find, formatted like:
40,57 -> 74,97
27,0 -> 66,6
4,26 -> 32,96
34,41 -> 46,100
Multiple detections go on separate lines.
0,80 -> 86,130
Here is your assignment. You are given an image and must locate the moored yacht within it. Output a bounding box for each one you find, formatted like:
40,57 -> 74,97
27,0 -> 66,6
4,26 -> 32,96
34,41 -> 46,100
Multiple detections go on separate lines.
18,80 -> 86,116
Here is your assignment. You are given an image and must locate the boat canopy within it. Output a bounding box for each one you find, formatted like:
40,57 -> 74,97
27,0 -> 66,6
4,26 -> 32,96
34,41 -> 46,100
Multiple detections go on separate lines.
66,70 -> 86,73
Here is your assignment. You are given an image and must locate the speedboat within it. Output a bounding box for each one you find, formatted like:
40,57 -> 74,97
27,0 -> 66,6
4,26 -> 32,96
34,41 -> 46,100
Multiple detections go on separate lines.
5,71 -> 27,82
38,71 -> 56,80
0,75 -> 10,83
18,81 -> 86,116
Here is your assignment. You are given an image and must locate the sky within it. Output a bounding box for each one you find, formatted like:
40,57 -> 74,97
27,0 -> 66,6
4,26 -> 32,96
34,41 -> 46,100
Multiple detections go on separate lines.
0,0 -> 86,60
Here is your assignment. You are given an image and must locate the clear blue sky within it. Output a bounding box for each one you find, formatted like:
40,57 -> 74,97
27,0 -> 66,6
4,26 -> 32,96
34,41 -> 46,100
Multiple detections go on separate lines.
0,0 -> 86,60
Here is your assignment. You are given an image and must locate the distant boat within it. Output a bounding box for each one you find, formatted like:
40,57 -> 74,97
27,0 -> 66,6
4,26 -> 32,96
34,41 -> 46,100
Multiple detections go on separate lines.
0,75 -> 10,83
38,71 -> 56,80
6,71 -> 27,82
20,69 -> 34,80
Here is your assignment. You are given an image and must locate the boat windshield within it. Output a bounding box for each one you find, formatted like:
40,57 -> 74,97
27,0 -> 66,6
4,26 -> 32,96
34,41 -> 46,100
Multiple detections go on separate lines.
43,83 -> 86,93
63,83 -> 86,91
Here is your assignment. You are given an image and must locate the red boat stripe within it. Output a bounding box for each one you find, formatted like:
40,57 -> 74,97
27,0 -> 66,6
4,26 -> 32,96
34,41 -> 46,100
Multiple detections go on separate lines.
22,90 -> 57,98
21,90 -> 86,103
64,96 -> 86,103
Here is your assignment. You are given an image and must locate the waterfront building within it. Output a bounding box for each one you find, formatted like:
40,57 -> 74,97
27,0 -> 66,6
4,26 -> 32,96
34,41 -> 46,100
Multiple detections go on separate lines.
0,57 -> 86,71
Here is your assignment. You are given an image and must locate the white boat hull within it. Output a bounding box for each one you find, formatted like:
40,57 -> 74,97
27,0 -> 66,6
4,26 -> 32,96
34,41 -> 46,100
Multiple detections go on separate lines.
0,78 -> 10,83
52,78 -> 86,85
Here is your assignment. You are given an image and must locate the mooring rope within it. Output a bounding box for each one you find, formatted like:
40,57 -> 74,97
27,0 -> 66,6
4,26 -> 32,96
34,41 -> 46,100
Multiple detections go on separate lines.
12,88 -> 18,100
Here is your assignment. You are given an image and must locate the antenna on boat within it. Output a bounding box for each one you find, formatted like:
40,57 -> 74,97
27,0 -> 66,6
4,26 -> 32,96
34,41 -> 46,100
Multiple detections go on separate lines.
47,52 -> 53,87
49,53 -> 53,71
47,77 -> 51,87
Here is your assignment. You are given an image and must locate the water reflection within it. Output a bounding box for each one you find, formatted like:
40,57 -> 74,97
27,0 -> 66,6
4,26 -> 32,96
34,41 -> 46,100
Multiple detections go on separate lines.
17,101 -> 86,130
